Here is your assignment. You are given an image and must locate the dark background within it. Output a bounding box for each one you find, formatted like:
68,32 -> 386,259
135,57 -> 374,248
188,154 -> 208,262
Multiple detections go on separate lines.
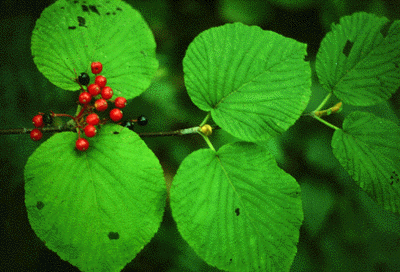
1,0 -> 400,271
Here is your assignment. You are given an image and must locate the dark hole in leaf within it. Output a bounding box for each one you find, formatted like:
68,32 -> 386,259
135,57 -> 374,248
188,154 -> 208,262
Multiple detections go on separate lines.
113,131 -> 119,134
380,21 -> 392,38
78,16 -> 86,27
89,5 -> 100,15
106,12 -> 110,15
230,259 -> 233,262
116,7 -> 122,11
73,0 -> 78,3
68,26 -> 76,30
37,201 -> 45,210
61,7 -> 65,9
235,208 -> 240,216
342,40 -> 354,57
108,232 -> 119,240
81,4 -> 89,12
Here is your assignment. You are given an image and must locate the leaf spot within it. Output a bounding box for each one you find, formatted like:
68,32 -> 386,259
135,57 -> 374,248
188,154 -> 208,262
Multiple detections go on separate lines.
108,232 -> 119,240
106,12 -> 111,16
235,208 -> 240,216
73,0 -> 78,4
81,4 -> 89,12
342,40 -> 354,57
68,26 -> 76,30
77,16 -> 86,27
116,7 -> 122,11
36,201 -> 45,210
113,131 -> 119,134
89,5 -> 100,15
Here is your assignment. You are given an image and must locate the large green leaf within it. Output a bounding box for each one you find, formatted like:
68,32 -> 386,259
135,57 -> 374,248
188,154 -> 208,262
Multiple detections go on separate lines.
183,22 -> 311,142
316,12 -> 400,106
331,111 -> 400,214
24,124 -> 166,272
170,142 -> 303,272
31,0 -> 158,99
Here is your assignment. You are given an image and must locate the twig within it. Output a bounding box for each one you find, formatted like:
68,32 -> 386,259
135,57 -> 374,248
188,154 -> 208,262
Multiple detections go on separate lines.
0,125 -> 221,137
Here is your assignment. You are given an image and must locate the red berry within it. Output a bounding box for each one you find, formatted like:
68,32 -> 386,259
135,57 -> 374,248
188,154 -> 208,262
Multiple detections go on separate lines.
88,84 -> 101,96
91,62 -> 103,74
84,125 -> 97,137
76,138 -> 89,151
95,75 -> 107,88
94,99 -> 108,111
32,114 -> 44,128
110,108 -> 123,122
86,113 -> 100,126
114,97 -> 127,108
30,128 -> 43,141
101,86 -> 113,100
79,92 -> 92,105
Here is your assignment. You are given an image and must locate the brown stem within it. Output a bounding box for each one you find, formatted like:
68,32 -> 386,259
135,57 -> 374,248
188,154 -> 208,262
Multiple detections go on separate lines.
0,125 -> 221,137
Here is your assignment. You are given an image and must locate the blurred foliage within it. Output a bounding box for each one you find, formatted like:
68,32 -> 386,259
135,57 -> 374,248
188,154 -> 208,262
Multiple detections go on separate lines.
1,0 -> 400,271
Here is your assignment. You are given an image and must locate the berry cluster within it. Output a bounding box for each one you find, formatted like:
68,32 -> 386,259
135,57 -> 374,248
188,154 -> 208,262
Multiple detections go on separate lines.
30,112 -> 54,141
30,61 -> 146,151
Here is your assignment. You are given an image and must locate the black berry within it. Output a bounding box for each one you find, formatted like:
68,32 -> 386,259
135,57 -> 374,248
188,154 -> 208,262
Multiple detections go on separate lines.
121,120 -> 134,131
137,115 -> 148,126
78,72 -> 90,86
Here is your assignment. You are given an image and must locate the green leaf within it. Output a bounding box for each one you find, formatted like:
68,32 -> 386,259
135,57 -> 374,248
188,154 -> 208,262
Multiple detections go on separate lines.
170,142 -> 303,272
316,12 -> 400,106
31,0 -> 158,99
183,22 -> 311,142
24,124 -> 166,272
331,111 -> 400,214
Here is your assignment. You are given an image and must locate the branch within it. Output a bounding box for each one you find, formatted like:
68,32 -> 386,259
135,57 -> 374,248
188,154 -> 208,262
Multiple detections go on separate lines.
0,124 -> 221,137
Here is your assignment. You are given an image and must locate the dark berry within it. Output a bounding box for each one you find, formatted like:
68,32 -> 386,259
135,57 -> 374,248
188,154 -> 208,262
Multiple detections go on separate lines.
137,115 -> 148,126
121,120 -> 134,131
78,72 -> 90,86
